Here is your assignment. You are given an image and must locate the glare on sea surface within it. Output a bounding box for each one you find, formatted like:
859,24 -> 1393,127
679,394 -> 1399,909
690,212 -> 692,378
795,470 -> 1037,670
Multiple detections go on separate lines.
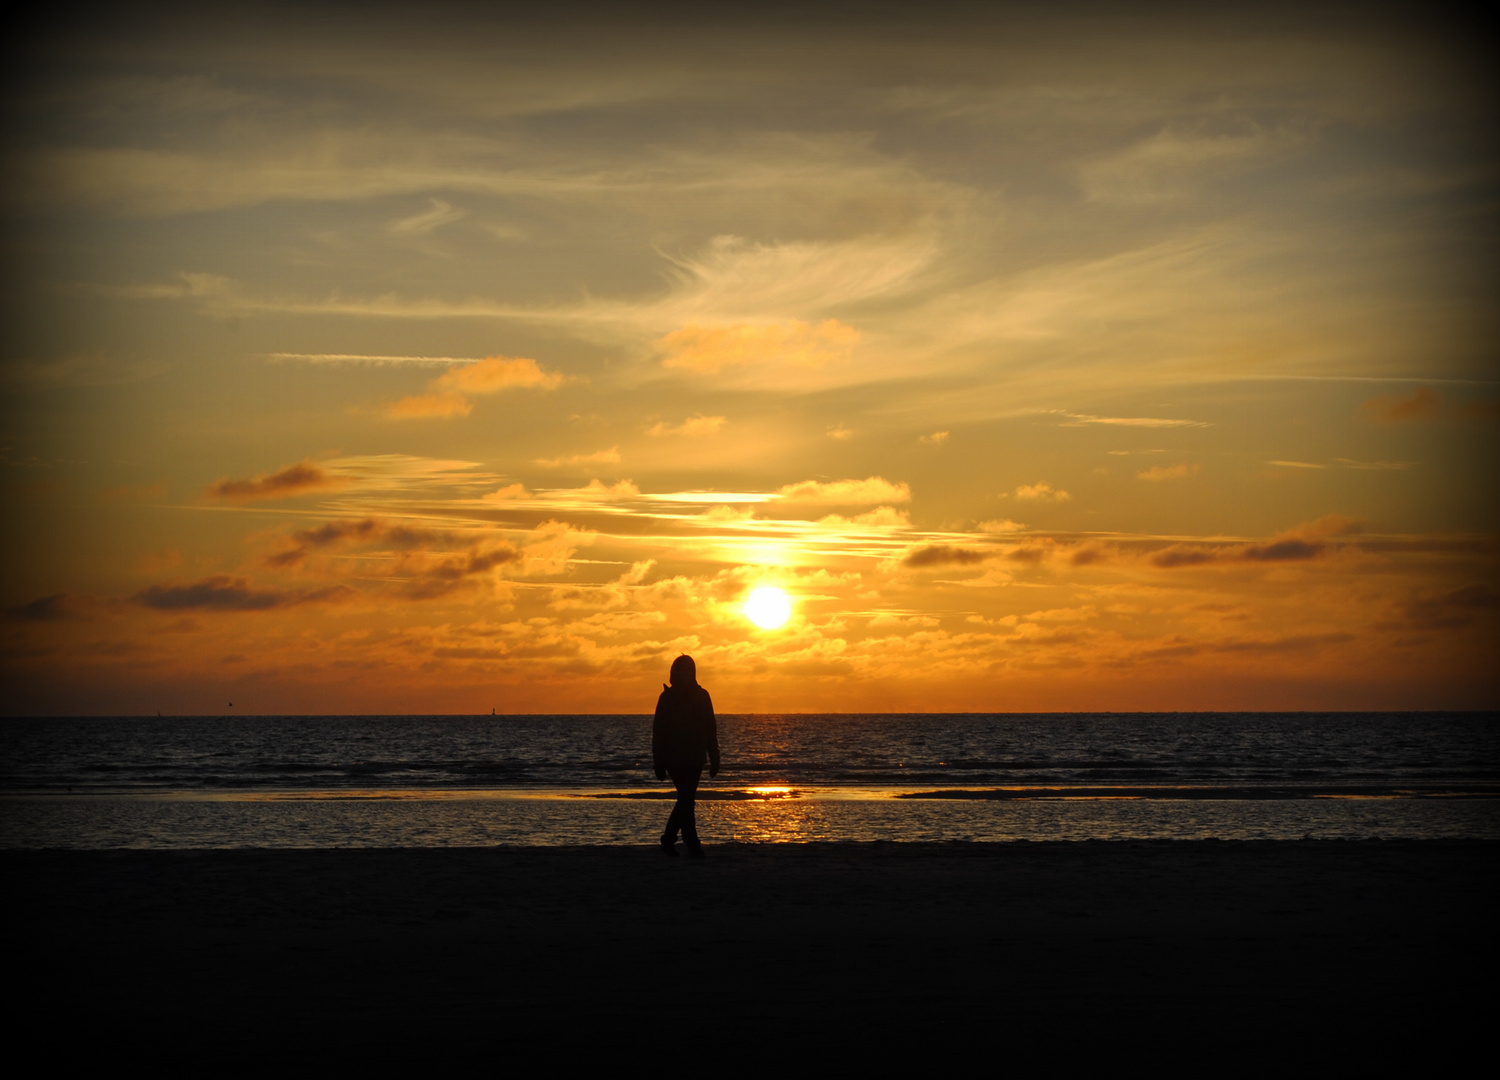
743,586 -> 792,629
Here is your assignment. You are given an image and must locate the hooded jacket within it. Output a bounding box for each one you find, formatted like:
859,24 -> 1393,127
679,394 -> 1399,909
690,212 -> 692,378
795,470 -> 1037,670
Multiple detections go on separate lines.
652,681 -> 720,774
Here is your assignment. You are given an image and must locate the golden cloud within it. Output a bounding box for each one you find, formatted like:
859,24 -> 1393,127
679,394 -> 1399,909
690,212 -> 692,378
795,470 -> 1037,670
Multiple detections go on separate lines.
657,319 -> 859,373
434,356 -> 563,394
482,482 -> 533,503
1137,463 -> 1198,481
773,476 -> 911,505
386,391 -> 473,418
388,355 -> 561,419
1014,482 -> 1071,501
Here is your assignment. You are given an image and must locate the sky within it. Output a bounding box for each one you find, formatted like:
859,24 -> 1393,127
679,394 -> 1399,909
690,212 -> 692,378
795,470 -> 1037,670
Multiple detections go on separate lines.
2,2 -> 1496,714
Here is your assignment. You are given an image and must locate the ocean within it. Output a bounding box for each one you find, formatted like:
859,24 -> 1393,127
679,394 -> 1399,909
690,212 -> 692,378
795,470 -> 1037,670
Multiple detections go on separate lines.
3,712 -> 1496,847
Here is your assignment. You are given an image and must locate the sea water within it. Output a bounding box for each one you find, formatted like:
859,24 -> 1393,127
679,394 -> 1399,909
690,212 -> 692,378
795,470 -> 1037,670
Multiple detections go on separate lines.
2,712 -> 1496,847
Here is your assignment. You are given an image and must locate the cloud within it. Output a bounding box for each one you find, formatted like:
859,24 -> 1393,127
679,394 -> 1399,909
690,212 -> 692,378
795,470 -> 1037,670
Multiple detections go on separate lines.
1151,515 -> 1362,568
256,514 -> 530,597
816,506 -> 912,529
646,415 -> 727,437
1060,412 -> 1209,428
5,594 -> 89,621
827,425 -> 853,440
269,353 -> 487,366
657,319 -> 859,373
1238,537 -> 1322,561
774,476 -> 911,506
535,447 -> 621,468
919,431 -> 949,444
134,575 -> 349,611
1069,544 -> 1110,566
67,271 -> 231,301
399,545 -> 521,597
1080,124 -> 1309,204
1013,482 -> 1070,501
317,454 -> 496,493
389,198 -> 465,235
263,518 -> 437,568
1137,463 -> 1197,481
1400,583 -> 1500,630
549,560 -> 657,610
1335,458 -> 1415,471
434,356 -> 563,394
1361,387 -> 1441,423
1150,546 -> 1217,568
696,504 -> 754,523
205,461 -> 344,501
481,482 -> 533,503
539,479 -> 641,501
388,355 -> 562,419
1267,460 -> 1325,469
519,520 -> 593,576
977,519 -> 1025,533
902,545 -> 991,568
386,391 -> 473,418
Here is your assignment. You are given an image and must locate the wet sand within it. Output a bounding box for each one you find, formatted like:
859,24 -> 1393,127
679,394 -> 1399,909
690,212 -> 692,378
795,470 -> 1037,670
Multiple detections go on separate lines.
7,841 -> 1494,1066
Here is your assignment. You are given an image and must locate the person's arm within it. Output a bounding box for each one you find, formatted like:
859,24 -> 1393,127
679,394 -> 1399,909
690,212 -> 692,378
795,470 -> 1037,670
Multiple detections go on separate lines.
652,686 -> 668,780
702,689 -> 720,778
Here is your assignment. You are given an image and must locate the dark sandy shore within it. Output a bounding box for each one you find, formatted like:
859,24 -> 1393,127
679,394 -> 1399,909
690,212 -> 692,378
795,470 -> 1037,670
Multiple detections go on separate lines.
8,841 -> 1495,1066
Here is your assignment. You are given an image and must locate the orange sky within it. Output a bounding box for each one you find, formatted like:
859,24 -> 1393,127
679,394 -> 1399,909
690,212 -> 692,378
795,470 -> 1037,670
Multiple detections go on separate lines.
2,3 -> 1496,714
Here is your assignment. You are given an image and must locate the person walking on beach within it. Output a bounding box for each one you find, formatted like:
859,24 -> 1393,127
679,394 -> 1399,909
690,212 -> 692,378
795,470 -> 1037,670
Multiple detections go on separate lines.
653,654 -> 720,857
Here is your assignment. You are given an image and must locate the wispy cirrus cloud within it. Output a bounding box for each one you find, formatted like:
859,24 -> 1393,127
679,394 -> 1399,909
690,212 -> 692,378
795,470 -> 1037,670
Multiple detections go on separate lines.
389,198 -> 466,235
1058,411 -> 1210,428
657,319 -> 859,373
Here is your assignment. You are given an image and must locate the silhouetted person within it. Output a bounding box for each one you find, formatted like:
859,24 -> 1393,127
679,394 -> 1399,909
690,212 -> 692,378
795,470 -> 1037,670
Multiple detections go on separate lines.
653,654 -> 719,857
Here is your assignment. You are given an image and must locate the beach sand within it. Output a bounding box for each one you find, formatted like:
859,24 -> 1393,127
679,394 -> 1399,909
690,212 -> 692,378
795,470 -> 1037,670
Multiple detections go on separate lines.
8,841 -> 1494,1066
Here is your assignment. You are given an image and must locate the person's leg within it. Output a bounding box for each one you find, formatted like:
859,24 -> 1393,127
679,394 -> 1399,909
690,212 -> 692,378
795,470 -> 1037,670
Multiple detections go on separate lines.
662,799 -> 682,846
668,763 -> 703,851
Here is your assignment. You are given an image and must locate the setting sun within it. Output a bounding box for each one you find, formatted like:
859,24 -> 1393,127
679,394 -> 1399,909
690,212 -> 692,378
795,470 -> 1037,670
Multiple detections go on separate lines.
744,587 -> 793,630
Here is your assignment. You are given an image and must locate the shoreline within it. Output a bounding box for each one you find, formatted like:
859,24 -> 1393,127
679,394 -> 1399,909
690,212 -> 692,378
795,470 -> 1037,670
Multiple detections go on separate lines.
9,840 -> 1495,1064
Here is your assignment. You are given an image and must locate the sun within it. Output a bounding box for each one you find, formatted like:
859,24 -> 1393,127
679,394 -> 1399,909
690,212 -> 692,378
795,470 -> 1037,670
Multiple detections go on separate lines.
743,586 -> 792,630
